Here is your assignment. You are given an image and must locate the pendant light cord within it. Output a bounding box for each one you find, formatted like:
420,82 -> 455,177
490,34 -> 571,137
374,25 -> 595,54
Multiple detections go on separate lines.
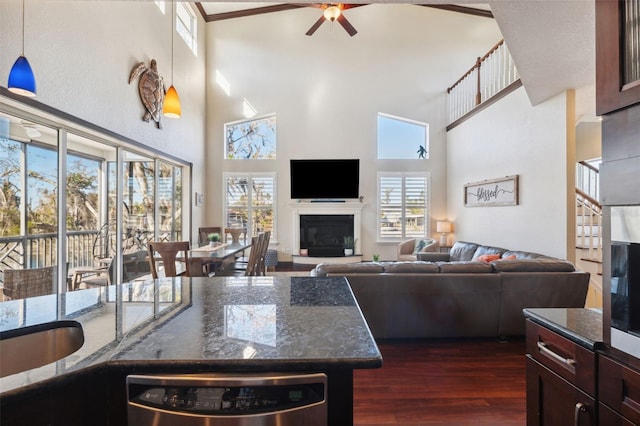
21,0 -> 26,55
170,1 -> 174,84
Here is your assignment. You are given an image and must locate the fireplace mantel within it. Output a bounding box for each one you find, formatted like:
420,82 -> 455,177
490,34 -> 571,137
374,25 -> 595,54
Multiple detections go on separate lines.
289,201 -> 365,258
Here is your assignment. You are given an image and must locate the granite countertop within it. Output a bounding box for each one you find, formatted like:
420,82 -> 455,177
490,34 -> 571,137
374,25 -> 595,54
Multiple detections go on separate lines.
0,276 -> 382,395
523,307 -> 604,350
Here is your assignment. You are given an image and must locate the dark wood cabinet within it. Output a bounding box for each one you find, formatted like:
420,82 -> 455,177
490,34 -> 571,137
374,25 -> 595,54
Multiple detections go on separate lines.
596,0 -> 640,116
527,357 -> 596,425
600,402 -> 637,425
526,320 -> 597,425
599,355 -> 640,425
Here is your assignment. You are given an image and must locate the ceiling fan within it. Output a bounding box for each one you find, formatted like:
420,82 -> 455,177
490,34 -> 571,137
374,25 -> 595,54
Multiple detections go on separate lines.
305,3 -> 359,37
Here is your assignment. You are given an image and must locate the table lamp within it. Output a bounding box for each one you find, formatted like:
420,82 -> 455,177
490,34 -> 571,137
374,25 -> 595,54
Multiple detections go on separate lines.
436,221 -> 452,246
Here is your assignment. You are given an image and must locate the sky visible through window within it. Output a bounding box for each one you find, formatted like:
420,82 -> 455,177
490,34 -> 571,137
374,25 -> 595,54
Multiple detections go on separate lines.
378,113 -> 428,160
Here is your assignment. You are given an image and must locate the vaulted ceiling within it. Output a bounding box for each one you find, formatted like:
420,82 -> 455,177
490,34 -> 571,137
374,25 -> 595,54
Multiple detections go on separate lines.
196,1 -> 595,114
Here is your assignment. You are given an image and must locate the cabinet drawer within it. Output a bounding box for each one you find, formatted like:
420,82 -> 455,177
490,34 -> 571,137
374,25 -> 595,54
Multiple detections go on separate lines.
600,402 -> 637,426
600,355 -> 640,423
526,320 -> 596,396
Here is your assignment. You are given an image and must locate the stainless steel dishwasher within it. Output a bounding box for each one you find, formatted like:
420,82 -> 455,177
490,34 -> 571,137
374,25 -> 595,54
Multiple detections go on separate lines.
126,372 -> 327,426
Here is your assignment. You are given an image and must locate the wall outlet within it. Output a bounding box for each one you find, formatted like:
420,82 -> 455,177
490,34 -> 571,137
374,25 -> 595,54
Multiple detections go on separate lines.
284,248 -> 291,254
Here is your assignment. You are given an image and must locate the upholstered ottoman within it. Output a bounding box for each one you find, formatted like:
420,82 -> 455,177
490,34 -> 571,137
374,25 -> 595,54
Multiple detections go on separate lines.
265,249 -> 278,271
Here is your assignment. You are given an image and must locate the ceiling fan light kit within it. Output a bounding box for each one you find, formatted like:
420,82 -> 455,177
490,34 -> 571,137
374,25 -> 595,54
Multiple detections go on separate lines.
306,3 -> 358,37
323,5 -> 341,21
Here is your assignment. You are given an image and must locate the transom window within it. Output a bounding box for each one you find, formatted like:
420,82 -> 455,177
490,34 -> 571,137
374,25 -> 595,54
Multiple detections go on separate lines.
224,114 -> 276,159
378,172 -> 429,240
223,173 -> 276,240
377,113 -> 429,159
177,2 -> 197,54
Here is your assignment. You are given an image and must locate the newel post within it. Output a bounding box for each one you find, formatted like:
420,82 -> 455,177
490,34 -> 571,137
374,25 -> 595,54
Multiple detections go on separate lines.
475,56 -> 482,106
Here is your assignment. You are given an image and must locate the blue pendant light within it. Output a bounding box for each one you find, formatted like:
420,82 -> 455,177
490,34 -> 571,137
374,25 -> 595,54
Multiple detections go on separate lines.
8,0 -> 37,97
8,56 -> 36,97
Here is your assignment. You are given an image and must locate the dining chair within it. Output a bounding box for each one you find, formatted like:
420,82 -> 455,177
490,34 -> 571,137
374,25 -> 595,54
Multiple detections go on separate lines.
2,265 -> 57,300
147,241 -> 191,278
244,231 -> 270,276
198,226 -> 222,246
255,231 -> 271,276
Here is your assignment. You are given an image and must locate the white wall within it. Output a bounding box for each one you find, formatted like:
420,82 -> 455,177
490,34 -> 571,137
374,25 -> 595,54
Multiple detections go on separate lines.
0,1 -> 208,239
576,122 -> 602,162
447,87 -> 571,259
206,4 -> 502,261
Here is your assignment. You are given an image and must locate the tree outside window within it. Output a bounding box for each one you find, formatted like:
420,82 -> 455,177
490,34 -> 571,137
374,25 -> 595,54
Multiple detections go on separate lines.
224,173 -> 276,239
225,114 -> 276,159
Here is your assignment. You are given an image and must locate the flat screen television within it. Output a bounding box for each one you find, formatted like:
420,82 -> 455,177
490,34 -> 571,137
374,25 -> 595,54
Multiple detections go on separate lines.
290,159 -> 359,200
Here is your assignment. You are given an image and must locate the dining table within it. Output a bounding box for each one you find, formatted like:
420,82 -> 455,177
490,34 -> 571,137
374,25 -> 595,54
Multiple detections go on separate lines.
188,241 -> 253,276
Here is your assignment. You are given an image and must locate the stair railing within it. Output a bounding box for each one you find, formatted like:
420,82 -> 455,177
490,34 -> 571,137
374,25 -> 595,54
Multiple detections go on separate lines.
575,188 -> 602,263
576,161 -> 599,202
447,39 -> 520,126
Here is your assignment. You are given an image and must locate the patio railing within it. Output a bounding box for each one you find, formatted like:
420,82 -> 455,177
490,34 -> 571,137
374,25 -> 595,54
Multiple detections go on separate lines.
0,228 -> 181,286
0,231 -> 98,282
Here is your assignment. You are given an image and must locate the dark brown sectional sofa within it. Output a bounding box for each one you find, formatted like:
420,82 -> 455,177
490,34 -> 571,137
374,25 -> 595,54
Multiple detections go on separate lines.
311,241 -> 590,339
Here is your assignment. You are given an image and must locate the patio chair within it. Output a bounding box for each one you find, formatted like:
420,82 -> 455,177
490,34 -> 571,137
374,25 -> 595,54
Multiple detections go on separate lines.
147,241 -> 191,278
2,266 -> 57,300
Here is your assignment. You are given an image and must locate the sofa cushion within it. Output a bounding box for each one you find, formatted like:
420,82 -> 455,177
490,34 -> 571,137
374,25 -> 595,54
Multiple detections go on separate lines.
437,261 -> 495,273
491,259 -> 576,272
412,238 -> 435,255
416,252 -> 451,262
501,250 -> 553,260
314,262 -> 385,277
477,254 -> 502,263
383,261 -> 439,273
472,245 -> 508,261
449,241 -> 479,261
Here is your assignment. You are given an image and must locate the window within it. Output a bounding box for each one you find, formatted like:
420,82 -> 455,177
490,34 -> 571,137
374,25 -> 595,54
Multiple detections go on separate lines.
225,114 -> 276,159
377,113 -> 429,159
0,108 -> 189,295
378,173 -> 429,240
224,173 -> 276,240
176,2 -> 197,54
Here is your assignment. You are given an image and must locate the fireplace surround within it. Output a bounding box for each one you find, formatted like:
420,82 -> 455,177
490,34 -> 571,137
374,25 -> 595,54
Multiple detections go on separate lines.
290,202 -> 365,264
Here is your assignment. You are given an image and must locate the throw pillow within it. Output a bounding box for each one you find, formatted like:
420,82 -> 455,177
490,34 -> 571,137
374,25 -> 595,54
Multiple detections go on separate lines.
502,254 -> 517,260
477,254 -> 501,263
412,239 -> 427,255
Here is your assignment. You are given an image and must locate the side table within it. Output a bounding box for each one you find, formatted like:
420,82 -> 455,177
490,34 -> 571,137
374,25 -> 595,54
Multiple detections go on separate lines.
438,245 -> 452,253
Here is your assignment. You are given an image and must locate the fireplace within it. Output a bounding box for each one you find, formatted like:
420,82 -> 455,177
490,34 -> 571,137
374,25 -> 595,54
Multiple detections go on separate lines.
290,201 -> 365,263
300,215 -> 354,257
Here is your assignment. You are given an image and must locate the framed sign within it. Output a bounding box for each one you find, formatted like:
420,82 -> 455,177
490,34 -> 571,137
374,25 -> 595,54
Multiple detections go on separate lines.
464,175 -> 519,207
195,192 -> 204,207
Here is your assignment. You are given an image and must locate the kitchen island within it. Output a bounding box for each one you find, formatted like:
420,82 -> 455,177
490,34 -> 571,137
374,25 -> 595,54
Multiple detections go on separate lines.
0,276 -> 382,425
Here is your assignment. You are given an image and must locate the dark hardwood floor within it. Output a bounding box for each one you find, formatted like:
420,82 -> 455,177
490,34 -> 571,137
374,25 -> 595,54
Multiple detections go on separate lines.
274,263 -> 527,425
353,338 -> 527,425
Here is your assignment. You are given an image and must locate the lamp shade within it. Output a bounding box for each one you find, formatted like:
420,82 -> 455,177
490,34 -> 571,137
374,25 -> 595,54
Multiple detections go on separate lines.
436,221 -> 452,233
8,55 -> 36,97
163,85 -> 181,118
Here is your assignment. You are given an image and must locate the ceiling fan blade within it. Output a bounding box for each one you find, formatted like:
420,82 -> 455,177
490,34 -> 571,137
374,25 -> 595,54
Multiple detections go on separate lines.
337,14 -> 357,36
306,15 -> 326,36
